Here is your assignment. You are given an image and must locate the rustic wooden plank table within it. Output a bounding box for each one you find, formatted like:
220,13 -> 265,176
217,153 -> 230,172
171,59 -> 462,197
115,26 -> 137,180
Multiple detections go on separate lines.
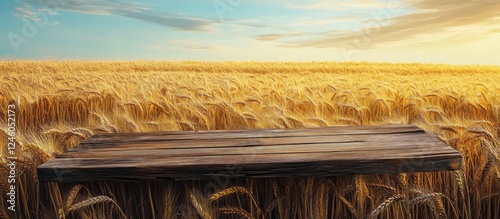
37,125 -> 462,182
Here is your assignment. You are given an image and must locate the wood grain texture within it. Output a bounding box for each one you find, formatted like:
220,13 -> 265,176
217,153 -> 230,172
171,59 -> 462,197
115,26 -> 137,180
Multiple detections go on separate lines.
37,125 -> 462,182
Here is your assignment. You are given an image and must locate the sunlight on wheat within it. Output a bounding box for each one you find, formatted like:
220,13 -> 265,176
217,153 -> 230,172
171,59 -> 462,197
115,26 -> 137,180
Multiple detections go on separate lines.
0,61 -> 499,218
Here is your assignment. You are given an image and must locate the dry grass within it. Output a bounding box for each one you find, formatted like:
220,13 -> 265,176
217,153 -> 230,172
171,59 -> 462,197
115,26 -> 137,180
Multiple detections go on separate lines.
1,61 -> 500,218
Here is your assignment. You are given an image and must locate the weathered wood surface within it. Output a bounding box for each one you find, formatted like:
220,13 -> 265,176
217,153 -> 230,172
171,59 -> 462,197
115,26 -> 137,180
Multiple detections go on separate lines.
37,125 -> 462,182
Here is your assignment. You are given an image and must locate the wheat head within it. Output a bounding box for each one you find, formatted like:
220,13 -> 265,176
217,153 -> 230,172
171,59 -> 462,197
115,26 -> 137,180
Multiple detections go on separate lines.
367,194 -> 405,219
217,207 -> 254,219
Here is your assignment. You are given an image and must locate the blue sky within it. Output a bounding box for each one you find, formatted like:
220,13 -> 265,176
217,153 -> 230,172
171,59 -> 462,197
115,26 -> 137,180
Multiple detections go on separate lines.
1,0 -> 500,64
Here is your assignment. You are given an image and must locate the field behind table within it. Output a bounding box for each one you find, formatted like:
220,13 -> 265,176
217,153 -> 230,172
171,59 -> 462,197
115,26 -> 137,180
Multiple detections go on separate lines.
0,61 -> 499,218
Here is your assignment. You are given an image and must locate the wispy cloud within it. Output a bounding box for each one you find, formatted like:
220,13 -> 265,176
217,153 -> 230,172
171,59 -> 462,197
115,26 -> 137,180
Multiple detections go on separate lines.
292,17 -> 361,26
115,11 -> 214,32
285,0 -> 390,10
21,0 -> 142,15
221,18 -> 292,32
276,0 -> 500,49
20,0 -> 215,32
168,40 -> 226,50
255,33 -> 305,41
14,3 -> 58,22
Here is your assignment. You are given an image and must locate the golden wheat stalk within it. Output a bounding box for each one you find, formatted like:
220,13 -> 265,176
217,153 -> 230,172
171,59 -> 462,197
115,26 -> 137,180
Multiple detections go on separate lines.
399,173 -> 408,187
367,194 -> 405,219
0,128 -> 24,148
408,192 -> 445,206
434,197 -> 447,219
437,125 -> 459,134
93,126 -> 112,133
68,195 -> 127,218
175,121 -> 196,131
217,207 -> 254,219
42,128 -> 67,135
188,191 -> 212,219
468,127 -> 495,141
307,117 -> 328,126
336,194 -> 359,218
23,143 -> 52,161
454,170 -> 465,199
69,128 -> 93,138
42,128 -> 91,139
91,111 -> 119,132
144,121 -> 159,126
67,195 -> 115,212
208,186 -> 252,202
64,185 -> 83,211
476,156 -> 493,185
473,120 -> 494,126
366,183 -> 396,194
122,117 -> 139,131
58,208 -> 65,219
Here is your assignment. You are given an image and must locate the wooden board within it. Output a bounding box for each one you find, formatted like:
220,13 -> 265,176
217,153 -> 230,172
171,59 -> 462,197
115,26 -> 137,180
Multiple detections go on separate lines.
37,125 -> 462,182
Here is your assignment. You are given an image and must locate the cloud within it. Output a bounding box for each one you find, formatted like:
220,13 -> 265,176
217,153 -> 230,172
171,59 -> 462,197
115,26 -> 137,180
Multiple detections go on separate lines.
19,0 -> 215,32
22,0 -> 147,15
114,11 -> 213,32
220,18 -> 293,32
14,3 -> 58,22
277,0 -> 500,49
292,17 -> 362,26
15,4 -> 37,20
255,33 -> 305,41
167,39 -> 226,50
285,0 -> 390,10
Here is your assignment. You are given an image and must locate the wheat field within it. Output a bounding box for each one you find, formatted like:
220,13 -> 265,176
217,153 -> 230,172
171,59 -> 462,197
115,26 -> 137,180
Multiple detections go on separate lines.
0,61 -> 499,218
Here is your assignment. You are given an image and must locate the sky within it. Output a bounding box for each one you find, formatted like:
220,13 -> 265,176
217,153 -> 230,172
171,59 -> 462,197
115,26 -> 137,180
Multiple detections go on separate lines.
1,0 -> 500,65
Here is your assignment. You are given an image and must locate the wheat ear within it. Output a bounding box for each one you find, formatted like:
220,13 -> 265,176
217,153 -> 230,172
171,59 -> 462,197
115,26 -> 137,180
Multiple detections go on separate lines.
67,195 -> 115,212
67,195 -> 127,218
367,194 -> 404,219
58,208 -> 65,219
217,207 -> 255,219
64,185 -> 83,211
336,194 -> 359,218
24,143 -> 52,161
69,128 -> 93,138
475,156 -> 493,185
208,186 -> 253,202
434,197 -> 447,219
366,183 -> 396,194
454,170 -> 465,199
188,191 -> 212,219
408,193 -> 445,205
67,195 -> 123,217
